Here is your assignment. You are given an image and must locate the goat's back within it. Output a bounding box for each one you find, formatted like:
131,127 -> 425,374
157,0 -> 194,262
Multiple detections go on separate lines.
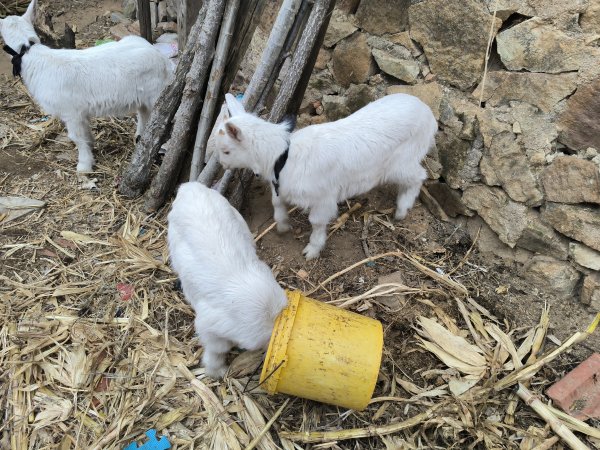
283,94 -> 437,203
22,36 -> 170,118
167,182 -> 257,282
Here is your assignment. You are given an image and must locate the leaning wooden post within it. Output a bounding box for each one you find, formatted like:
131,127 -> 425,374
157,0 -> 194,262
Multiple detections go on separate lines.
178,0 -> 202,50
269,0 -> 335,121
189,0 -> 241,181
243,0 -> 303,111
137,0 -> 153,43
119,4 -> 208,198
144,0 -> 227,212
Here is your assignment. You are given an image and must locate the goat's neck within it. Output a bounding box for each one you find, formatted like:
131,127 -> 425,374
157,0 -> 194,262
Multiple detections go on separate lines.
253,134 -> 291,181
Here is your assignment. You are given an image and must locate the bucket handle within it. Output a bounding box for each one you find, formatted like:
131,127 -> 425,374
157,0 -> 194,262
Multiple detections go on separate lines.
243,359 -> 286,394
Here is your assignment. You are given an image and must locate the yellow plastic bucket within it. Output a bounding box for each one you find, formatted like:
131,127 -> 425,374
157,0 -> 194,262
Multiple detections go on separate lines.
259,290 -> 383,410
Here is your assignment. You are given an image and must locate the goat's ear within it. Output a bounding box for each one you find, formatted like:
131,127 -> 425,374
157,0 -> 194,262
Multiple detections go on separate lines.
225,93 -> 245,117
225,122 -> 242,142
23,0 -> 37,24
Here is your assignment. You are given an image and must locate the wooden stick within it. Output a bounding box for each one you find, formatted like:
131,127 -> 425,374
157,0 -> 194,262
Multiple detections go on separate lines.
137,0 -> 152,42
119,4 -> 208,198
282,0 -> 335,118
531,436 -> 560,450
144,0 -> 227,211
256,0 -> 312,113
243,0 -> 303,112
189,0 -> 241,181
244,399 -> 290,450
269,0 -> 335,122
280,403 -> 449,443
516,384 -> 590,450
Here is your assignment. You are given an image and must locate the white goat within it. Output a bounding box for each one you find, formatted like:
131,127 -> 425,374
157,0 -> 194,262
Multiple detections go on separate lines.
167,182 -> 287,378
0,0 -> 170,172
215,93 -> 438,260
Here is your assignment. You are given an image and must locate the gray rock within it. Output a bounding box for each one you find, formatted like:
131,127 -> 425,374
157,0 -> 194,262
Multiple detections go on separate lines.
581,1 -> 600,33
356,0 -> 410,34
158,1 -> 168,22
496,18 -> 586,73
479,131 -> 543,206
110,11 -> 129,24
516,215 -> 569,260
409,0 -> 502,89
472,71 -> 578,113
569,243 -> 600,271
541,156 -> 600,204
510,103 -> 558,155
122,0 -> 137,20
437,131 -> 482,190
558,78 -> 600,152
466,216 -> 533,265
332,32 -> 374,87
345,84 -> 376,113
425,181 -> 472,218
522,256 -> 581,298
372,48 -> 420,84
314,48 -> 332,70
462,185 -> 529,247
386,81 -> 443,120
581,273 -> 600,309
322,95 -> 350,121
165,0 -> 177,20
483,0 -> 587,19
324,9 -> 357,47
542,203 -> 600,252
337,0 -> 361,14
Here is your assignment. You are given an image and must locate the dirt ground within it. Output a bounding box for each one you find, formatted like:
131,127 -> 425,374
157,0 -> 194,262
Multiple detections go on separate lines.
1,1 -> 599,449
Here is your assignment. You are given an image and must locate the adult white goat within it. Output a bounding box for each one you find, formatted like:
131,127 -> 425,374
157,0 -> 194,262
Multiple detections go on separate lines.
167,182 -> 287,379
215,93 -> 438,260
0,0 -> 170,172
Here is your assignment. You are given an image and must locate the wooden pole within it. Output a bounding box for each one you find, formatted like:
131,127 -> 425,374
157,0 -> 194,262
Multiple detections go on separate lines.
144,0 -> 227,212
243,0 -> 303,112
189,0 -> 241,181
119,3 -> 208,198
137,0 -> 153,42
178,0 -> 202,50
269,0 -> 335,122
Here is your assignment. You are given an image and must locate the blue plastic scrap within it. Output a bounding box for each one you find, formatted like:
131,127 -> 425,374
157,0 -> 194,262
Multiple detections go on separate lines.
124,429 -> 171,450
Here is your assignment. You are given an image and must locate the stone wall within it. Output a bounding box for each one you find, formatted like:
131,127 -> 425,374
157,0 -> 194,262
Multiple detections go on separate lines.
295,0 -> 600,307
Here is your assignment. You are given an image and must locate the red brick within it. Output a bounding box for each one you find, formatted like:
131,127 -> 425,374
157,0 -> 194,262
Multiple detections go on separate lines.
546,353 -> 600,420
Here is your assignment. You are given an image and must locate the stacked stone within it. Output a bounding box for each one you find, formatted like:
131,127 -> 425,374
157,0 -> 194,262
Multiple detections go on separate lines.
293,0 -> 600,307
121,0 -> 178,34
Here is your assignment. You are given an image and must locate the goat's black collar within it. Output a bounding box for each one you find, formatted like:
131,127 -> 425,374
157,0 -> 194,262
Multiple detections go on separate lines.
3,43 -> 32,77
272,146 -> 289,196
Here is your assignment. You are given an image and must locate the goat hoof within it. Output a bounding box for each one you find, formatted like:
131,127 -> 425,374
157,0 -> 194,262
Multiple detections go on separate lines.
394,209 -> 408,221
276,222 -> 291,234
302,244 -> 321,260
135,135 -> 141,144
205,365 -> 227,380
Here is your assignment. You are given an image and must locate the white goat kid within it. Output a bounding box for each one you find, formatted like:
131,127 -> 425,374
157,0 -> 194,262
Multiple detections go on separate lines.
0,0 -> 170,172
215,93 -> 438,260
167,182 -> 287,378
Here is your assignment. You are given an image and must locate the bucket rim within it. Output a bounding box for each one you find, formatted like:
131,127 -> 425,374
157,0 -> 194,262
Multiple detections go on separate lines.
259,290 -> 301,393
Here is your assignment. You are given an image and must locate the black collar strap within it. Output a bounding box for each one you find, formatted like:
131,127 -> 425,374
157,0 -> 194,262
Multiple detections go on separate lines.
272,145 -> 289,196
3,44 -> 31,77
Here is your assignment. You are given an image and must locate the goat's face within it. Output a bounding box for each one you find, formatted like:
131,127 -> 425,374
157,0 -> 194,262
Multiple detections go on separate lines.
0,0 -> 39,53
215,118 -> 251,170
